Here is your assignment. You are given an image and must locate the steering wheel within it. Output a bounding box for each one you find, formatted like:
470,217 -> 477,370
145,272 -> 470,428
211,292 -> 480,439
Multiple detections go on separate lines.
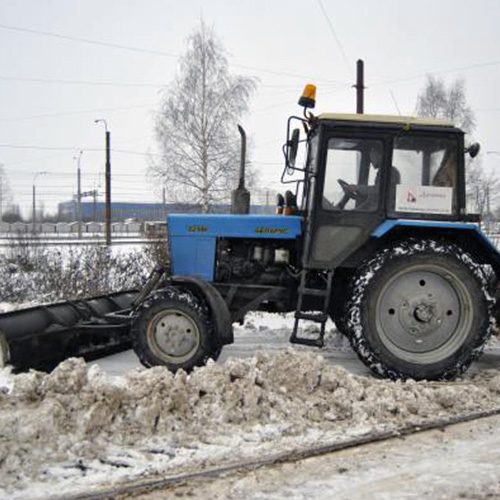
335,179 -> 358,209
338,179 -> 358,199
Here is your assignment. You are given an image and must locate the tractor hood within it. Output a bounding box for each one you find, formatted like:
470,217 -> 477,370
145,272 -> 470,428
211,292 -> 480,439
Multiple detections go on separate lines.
167,214 -> 303,281
167,214 -> 303,239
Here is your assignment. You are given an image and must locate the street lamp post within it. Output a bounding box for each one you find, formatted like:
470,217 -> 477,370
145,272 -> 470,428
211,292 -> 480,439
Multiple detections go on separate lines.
95,119 -> 111,246
32,171 -> 48,234
74,151 -> 83,239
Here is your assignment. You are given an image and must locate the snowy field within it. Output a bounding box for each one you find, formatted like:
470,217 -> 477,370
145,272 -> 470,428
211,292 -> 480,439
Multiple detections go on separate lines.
1,312 -> 500,499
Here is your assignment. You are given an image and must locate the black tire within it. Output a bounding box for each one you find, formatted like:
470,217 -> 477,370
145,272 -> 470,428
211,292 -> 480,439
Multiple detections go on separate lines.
345,239 -> 492,380
331,297 -> 349,337
330,270 -> 354,337
131,287 -> 220,372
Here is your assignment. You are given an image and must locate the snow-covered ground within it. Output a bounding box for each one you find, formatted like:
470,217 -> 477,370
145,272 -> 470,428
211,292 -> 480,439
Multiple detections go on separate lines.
136,413 -> 500,500
1,312 -> 500,500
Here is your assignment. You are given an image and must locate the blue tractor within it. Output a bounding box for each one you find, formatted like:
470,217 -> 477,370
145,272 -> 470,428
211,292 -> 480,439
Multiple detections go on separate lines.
125,85 -> 498,381
1,85 -> 498,381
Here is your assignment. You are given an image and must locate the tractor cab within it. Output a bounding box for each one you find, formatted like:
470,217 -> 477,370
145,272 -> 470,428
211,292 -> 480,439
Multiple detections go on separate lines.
282,86 -> 474,270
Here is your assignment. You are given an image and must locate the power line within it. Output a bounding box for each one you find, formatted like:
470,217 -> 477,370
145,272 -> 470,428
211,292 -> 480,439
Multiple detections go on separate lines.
0,22 -> 347,85
0,23 -> 179,58
0,144 -> 96,152
371,60 -> 500,88
0,143 -> 160,157
12,172 -> 149,177
0,75 -> 165,88
0,102 -> 155,123
316,0 -> 353,78
0,75 -> 339,96
250,85 -> 345,113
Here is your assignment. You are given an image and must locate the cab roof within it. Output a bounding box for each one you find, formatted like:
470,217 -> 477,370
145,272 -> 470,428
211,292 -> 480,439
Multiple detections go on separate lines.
317,113 -> 455,128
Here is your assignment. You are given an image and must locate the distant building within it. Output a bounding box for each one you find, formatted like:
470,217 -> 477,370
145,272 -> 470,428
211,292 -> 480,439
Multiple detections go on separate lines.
57,201 -> 274,222
58,201 -> 168,222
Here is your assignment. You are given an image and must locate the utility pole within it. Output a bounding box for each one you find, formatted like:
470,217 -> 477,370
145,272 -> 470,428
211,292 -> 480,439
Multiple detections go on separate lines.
93,189 -> 97,221
95,119 -> 112,246
353,59 -> 365,114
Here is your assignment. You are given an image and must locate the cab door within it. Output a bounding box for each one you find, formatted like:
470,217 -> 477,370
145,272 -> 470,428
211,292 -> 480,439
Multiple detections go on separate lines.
304,130 -> 390,269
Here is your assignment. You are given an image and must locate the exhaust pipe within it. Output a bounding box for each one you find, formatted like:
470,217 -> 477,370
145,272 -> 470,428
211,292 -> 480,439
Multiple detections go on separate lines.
231,125 -> 250,214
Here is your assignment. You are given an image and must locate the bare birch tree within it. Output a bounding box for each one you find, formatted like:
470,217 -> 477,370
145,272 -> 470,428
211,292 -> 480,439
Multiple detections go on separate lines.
416,76 -> 475,133
416,76 -> 499,216
0,165 -> 13,222
152,22 -> 257,212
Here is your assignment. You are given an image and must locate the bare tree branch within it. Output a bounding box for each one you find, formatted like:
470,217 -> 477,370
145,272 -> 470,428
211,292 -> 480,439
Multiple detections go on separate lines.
416,76 -> 475,134
415,76 -> 499,217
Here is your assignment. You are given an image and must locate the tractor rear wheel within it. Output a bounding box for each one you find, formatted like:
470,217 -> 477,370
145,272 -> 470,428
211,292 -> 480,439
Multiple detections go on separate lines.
131,287 -> 219,372
345,240 -> 492,380
330,270 -> 354,337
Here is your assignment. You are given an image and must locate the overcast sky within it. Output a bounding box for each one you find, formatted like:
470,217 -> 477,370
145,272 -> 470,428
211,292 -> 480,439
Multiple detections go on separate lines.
1,0 -> 500,216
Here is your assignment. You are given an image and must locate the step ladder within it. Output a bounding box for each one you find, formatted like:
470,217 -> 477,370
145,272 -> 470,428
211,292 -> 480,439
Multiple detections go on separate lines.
290,269 -> 334,348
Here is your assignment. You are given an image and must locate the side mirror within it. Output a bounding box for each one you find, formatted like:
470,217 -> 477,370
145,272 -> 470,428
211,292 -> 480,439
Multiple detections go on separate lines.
466,142 -> 480,158
287,128 -> 300,168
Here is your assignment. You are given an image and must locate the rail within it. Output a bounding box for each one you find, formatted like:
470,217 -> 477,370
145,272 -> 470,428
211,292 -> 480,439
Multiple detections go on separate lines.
58,405 -> 500,500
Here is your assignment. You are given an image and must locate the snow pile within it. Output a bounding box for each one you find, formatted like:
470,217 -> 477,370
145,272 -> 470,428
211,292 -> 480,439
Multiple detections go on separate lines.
1,351 -> 500,498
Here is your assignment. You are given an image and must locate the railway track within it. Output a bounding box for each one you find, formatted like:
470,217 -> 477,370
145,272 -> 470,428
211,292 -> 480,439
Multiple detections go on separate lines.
60,405 -> 500,500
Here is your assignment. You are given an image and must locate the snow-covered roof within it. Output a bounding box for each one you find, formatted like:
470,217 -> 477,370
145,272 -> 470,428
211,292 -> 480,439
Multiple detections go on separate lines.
317,113 -> 455,128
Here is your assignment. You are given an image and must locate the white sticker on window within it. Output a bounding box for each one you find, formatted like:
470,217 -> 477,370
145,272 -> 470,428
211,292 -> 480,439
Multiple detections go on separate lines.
395,185 -> 453,214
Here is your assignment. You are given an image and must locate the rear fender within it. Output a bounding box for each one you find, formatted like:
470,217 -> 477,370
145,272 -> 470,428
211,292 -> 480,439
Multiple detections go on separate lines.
170,275 -> 234,346
372,220 -> 500,275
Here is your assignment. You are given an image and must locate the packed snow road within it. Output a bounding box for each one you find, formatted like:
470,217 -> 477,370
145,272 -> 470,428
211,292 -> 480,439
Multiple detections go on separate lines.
132,414 -> 500,500
92,312 -> 500,379
1,313 -> 500,500
91,313 -> 371,377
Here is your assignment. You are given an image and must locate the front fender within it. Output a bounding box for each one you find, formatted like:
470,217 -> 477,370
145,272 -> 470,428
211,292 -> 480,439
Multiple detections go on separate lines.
170,275 -> 234,346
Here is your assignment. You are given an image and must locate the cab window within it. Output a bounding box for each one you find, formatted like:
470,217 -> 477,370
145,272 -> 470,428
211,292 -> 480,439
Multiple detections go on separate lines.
322,138 -> 384,212
392,136 -> 458,215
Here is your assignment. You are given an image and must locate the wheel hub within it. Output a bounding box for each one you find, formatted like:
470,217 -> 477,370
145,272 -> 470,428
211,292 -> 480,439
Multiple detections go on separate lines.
152,311 -> 199,358
399,294 -> 442,337
376,268 -> 463,358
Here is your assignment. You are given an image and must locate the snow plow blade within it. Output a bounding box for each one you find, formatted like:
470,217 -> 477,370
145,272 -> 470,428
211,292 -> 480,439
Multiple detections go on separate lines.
0,291 -> 138,372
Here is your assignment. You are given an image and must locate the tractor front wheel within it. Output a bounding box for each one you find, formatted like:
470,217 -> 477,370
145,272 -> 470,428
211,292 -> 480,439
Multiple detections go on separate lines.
131,287 -> 219,372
